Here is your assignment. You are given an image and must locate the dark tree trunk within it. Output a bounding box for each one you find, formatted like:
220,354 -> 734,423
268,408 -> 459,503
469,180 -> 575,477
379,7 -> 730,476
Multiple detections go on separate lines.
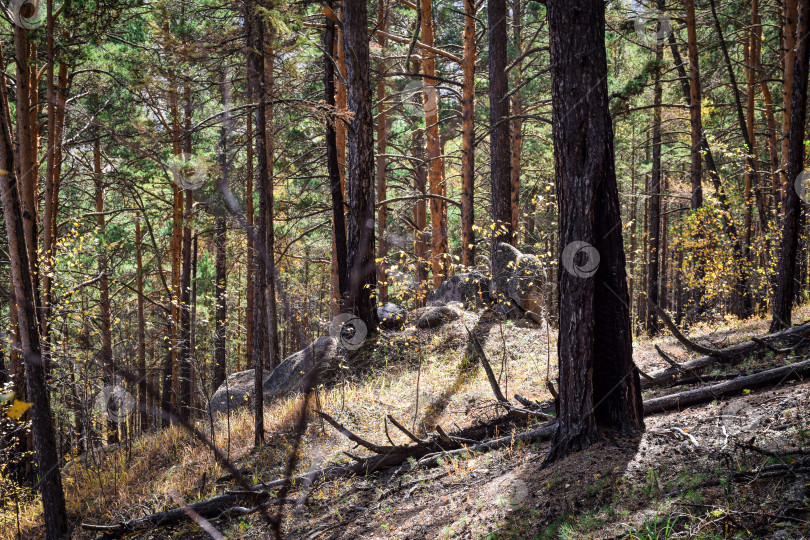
178,88 -> 194,422
685,0 -> 703,210
135,216 -> 147,432
325,0 -> 348,303
646,29 -> 663,336
0,75 -> 68,539
94,131 -> 117,444
214,68 -> 230,391
771,0 -> 810,331
545,0 -> 644,462
488,0 -> 513,255
343,0 -> 378,331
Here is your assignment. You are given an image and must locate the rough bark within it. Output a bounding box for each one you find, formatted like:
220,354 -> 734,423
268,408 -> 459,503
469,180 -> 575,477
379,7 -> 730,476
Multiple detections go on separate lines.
0,71 -> 68,539
343,0 -> 378,331
685,0 -> 703,209
327,1 -> 348,313
421,0 -> 448,287
136,216 -> 148,432
376,0 -> 389,303
488,0 -> 513,256
461,0 -> 476,267
546,0 -> 644,461
646,30 -> 663,336
771,0 -> 810,331
94,131 -> 118,444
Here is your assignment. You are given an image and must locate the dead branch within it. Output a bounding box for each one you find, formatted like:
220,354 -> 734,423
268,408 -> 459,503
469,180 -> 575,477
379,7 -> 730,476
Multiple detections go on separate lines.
465,325 -> 508,403
655,345 -> 685,371
315,410 -> 414,454
640,322 -> 810,389
387,414 -> 426,444
645,298 -> 728,358
81,491 -> 271,537
644,357 -> 810,414
416,421 -> 557,467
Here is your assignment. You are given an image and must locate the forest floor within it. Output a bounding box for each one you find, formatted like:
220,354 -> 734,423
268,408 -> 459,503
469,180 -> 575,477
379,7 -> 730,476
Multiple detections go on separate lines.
3,305 -> 810,539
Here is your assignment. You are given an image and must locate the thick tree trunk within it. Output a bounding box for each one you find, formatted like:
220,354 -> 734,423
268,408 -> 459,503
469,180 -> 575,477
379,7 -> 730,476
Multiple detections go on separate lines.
326,0 -> 348,310
343,0 -> 378,331
245,115 -> 254,369
460,0 -> 476,267
488,0 -> 513,255
213,73 -> 230,391
546,0 -> 644,462
771,0 -> 810,331
412,128 -> 430,305
376,1 -> 389,303
685,0 -> 703,210
510,0 -> 523,241
246,0 -> 266,446
781,0 -> 799,196
0,76 -> 68,539
178,90 -> 194,422
420,0 -> 448,287
264,42 -> 280,370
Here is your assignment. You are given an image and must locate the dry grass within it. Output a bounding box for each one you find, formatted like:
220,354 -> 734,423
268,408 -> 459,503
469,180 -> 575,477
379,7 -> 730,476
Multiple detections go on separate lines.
2,303 -> 808,538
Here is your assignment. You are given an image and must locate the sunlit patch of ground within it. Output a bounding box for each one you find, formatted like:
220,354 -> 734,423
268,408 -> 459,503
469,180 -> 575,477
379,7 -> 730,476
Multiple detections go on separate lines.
3,304 -> 809,538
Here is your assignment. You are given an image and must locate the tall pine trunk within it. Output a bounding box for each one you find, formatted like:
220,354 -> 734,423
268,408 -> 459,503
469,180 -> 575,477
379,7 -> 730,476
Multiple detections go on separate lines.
488,0 -> 513,253
343,0 -> 378,330
771,0 -> 810,331
545,0 -> 644,462
0,69 -> 68,538
460,0 -> 476,267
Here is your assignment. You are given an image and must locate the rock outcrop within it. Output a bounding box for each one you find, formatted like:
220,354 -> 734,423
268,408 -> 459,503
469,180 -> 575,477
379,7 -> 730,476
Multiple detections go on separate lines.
426,271 -> 491,308
378,303 -> 407,330
209,336 -> 337,416
415,304 -> 462,329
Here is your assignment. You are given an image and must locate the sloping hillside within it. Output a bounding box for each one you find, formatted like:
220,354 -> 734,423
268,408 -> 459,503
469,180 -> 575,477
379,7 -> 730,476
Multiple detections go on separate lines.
4,305 -> 810,539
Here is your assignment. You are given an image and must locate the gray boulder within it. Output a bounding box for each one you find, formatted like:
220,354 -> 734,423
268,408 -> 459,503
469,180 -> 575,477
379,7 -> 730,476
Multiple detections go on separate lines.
378,303 -> 407,330
506,254 -> 546,323
208,368 -> 271,417
490,242 -> 547,322
208,336 -> 337,417
262,336 -> 337,399
427,271 -> 491,308
415,304 -> 461,329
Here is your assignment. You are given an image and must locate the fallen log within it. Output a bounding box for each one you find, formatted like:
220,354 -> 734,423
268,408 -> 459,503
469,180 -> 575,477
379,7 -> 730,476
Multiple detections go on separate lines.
640,321 -> 810,389
84,326 -> 810,537
81,491 -> 271,537
643,357 -> 810,414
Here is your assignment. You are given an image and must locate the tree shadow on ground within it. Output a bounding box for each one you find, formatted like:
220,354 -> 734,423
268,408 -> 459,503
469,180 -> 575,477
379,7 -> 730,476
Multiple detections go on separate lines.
495,434 -> 643,539
419,315 -> 497,430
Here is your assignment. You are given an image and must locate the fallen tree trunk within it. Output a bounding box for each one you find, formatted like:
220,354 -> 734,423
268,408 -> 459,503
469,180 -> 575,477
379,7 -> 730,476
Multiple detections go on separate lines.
81,491 -> 271,537
84,325 -> 810,537
641,322 -> 810,389
643,357 -> 810,414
